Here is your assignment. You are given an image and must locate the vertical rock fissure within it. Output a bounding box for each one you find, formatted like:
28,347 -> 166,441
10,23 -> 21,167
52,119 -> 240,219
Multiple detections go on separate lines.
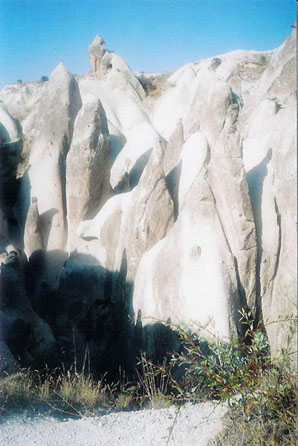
233,255 -> 250,312
59,135 -> 70,237
246,149 -> 272,328
165,162 -> 182,221
270,197 -> 282,287
208,185 -> 249,335
254,212 -> 262,329
61,78 -> 82,241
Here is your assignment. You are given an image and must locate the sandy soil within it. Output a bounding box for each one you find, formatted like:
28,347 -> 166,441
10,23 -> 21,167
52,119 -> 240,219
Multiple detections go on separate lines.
0,402 -> 228,446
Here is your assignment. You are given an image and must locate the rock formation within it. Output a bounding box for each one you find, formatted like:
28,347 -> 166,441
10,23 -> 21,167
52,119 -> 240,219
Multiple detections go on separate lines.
78,147 -> 174,281
0,243 -> 55,371
0,29 -> 296,372
88,34 -> 145,101
24,197 -> 44,259
0,104 -> 20,144
66,96 -> 112,251
88,35 -> 109,75
23,62 -> 82,286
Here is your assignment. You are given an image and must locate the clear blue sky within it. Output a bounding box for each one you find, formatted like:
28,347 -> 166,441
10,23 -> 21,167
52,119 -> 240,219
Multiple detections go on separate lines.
0,0 -> 295,88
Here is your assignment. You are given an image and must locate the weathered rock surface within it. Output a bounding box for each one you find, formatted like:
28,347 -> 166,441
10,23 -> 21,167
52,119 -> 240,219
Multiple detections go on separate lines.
23,62 -> 81,286
140,30 -> 296,359
242,30 -> 297,358
133,79 -> 257,348
0,81 -> 47,170
0,137 -> 22,247
78,76 -> 162,193
24,197 -> 44,259
163,118 -> 184,177
88,35 -> 109,74
25,63 -> 81,251
78,148 -> 174,282
133,169 -> 242,347
88,34 -> 145,101
0,249 -> 55,366
0,104 -> 20,143
66,96 -> 111,251
0,30 -> 295,370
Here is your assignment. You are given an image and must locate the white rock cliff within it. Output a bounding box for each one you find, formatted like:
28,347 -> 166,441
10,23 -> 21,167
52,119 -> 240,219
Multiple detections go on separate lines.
0,31 -> 296,371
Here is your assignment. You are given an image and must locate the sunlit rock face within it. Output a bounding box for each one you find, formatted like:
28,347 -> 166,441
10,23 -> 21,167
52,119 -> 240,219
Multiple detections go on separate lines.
133,29 -> 296,357
23,63 -> 81,252
88,34 -> 145,100
133,86 -> 257,346
77,147 -> 174,282
66,96 -> 112,252
243,30 -> 297,359
20,63 -> 82,287
0,29 -> 296,370
88,35 -> 109,75
0,104 -> 20,144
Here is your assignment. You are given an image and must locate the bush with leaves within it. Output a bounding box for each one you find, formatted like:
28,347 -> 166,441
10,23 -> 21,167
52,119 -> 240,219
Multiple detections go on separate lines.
0,308 -> 296,446
155,310 -> 297,445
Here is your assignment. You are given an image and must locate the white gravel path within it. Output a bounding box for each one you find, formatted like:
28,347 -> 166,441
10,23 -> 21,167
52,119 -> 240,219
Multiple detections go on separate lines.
0,402 -> 228,446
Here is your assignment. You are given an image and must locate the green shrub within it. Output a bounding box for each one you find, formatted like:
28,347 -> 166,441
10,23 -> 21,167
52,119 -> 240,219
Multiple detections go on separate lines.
161,310 -> 297,445
0,308 -> 296,445
135,310 -> 296,444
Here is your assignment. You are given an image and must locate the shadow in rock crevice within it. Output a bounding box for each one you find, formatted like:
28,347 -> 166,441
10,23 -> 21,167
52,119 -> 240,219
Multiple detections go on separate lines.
166,160 -> 182,221
17,166 -> 31,245
0,140 -> 23,245
246,148 -> 272,328
110,133 -> 127,165
39,208 -> 59,249
138,318 -> 181,363
22,249 -> 137,379
3,245 -> 200,380
113,149 -> 153,194
129,149 -> 153,190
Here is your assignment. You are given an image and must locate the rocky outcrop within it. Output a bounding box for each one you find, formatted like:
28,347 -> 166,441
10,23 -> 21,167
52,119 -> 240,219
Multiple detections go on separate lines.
0,82 -> 47,177
0,104 -> 20,144
207,100 -> 257,317
110,121 -> 165,191
88,35 -> 109,75
66,97 -> 112,251
78,148 -> 174,281
0,30 -> 295,370
88,34 -> 145,101
24,197 -> 44,259
121,148 -> 174,282
163,118 -> 184,177
242,30 -> 297,358
25,63 -> 81,251
133,169 -> 242,347
23,62 -> 81,285
0,247 -> 55,366
0,134 -> 22,247
133,91 -> 257,346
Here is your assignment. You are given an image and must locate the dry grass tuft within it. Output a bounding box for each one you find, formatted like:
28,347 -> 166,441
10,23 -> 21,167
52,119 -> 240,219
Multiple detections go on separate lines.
56,369 -> 110,409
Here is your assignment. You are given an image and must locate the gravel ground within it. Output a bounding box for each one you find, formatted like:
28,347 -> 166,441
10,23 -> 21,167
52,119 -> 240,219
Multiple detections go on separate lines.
0,402 -> 228,446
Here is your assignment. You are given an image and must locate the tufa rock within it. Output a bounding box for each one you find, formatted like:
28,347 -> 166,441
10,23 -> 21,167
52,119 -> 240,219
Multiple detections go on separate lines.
66,96 -> 112,251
